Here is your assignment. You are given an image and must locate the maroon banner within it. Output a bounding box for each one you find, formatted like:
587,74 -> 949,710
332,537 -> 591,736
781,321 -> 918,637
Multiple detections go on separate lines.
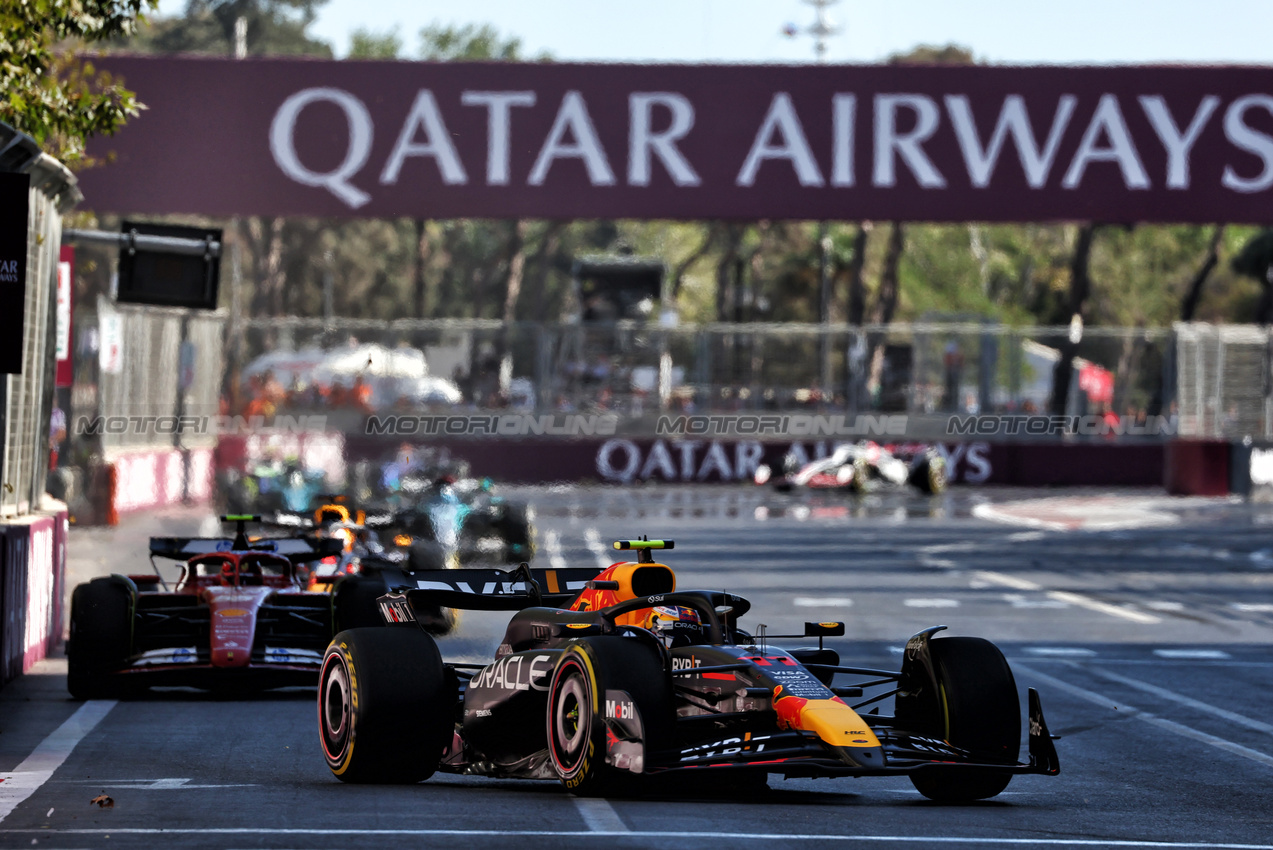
328,434 -> 1163,487
80,56 -> 1273,223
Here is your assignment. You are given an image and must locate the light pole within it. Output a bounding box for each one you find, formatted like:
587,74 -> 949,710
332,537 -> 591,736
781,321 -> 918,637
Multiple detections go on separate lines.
785,0 -> 842,403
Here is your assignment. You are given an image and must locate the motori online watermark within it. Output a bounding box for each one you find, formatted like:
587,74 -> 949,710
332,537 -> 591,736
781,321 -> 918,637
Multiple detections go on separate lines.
946,414 -> 1178,437
656,414 -> 908,437
75,414 -> 328,436
366,414 -> 620,436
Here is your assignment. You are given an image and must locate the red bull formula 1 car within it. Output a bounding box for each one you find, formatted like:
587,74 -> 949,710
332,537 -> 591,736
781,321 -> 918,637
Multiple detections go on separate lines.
317,539 -> 1058,800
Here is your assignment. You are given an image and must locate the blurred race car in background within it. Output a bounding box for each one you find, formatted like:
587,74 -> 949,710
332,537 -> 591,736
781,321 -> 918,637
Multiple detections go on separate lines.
754,442 -> 947,495
66,516 -> 456,698
357,446 -> 535,565
219,458 -> 330,515
317,539 -> 1059,800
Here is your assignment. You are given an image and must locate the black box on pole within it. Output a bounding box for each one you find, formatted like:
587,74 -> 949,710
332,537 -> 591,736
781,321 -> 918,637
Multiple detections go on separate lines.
116,220 -> 222,309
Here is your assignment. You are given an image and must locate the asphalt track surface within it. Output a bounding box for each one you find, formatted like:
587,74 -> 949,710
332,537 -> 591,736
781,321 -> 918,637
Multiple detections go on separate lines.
4,484 -> 1273,849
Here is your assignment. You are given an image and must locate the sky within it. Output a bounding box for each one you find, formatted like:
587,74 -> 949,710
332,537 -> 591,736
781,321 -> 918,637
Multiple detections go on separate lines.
156,0 -> 1273,65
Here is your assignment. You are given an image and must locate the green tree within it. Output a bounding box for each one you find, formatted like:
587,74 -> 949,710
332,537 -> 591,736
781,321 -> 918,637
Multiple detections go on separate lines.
126,0 -> 332,57
348,27 -> 401,59
0,0 -> 156,166
418,22 -> 526,61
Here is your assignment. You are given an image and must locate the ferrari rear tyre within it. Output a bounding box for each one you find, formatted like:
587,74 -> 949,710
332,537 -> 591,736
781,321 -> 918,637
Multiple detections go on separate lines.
319,628 -> 453,784
67,578 -> 134,699
547,637 -> 673,796
905,636 -> 1019,802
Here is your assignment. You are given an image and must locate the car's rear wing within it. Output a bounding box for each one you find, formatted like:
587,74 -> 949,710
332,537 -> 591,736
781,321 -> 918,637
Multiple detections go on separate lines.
385,564 -> 603,616
149,535 -> 343,563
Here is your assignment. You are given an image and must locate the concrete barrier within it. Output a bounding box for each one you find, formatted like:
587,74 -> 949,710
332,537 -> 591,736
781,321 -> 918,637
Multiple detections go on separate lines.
0,505 -> 69,686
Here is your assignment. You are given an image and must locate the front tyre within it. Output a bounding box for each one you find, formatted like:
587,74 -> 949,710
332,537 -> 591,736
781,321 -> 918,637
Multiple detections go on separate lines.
903,636 -> 1019,802
319,628 -> 453,784
546,637 -> 673,796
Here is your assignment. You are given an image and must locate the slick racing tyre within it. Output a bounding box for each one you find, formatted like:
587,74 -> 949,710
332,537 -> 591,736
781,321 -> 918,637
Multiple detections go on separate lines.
850,456 -> 872,495
319,628 -> 454,784
332,575 -> 387,632
546,637 -> 674,796
902,636 -> 1020,802
496,503 -> 536,563
67,578 -> 134,699
908,454 -> 948,495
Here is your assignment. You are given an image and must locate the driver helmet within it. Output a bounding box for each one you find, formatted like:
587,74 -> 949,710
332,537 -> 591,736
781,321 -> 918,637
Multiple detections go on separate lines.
219,560 -> 237,585
641,605 -> 702,648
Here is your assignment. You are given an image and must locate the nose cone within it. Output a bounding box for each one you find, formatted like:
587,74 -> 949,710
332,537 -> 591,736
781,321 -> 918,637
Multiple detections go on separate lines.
797,700 -> 883,749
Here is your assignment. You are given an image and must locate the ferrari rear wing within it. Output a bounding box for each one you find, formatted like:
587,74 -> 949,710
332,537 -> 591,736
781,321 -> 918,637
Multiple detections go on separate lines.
383,564 -> 603,617
149,535 -> 343,563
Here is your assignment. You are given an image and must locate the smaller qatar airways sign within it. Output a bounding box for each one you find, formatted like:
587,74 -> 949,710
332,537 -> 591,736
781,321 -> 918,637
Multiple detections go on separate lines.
80,56 -> 1273,222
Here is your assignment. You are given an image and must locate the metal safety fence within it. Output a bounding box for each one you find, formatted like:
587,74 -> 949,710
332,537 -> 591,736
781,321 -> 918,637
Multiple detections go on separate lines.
1175,323 -> 1273,439
234,317 -> 1171,424
69,302 -> 227,453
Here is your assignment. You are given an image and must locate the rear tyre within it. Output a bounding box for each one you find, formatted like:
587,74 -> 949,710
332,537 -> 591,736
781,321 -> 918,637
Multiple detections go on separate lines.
902,636 -> 1019,802
319,628 -> 453,784
850,457 -> 871,495
547,637 -> 674,796
908,454 -> 948,495
497,503 -> 536,563
67,579 -> 134,699
332,575 -> 386,632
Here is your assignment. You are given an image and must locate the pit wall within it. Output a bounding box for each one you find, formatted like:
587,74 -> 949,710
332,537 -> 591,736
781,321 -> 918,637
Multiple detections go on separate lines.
0,505 -> 69,686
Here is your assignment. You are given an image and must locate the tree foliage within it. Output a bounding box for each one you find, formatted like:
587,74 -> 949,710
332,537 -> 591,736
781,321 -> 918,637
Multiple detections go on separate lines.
123,0 -> 332,57
0,0 -> 156,165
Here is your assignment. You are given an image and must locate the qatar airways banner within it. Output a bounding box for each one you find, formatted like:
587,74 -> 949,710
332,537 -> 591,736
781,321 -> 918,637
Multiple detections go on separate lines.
80,56 -> 1273,222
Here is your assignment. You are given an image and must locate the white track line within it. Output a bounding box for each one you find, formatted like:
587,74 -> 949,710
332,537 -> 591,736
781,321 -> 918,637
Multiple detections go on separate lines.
5,828 -> 1273,847
794,597 -> 853,608
974,571 -> 1161,624
1015,663 -> 1273,769
1045,591 -> 1162,625
583,527 -> 612,570
1079,665 -> 1273,737
0,700 -> 116,823
543,529 -> 568,571
572,798 -> 628,832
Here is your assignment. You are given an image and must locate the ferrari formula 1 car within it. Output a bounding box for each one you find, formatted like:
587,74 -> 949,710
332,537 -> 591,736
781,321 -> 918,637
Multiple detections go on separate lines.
754,442 -> 947,495
317,539 -> 1058,801
65,516 -> 449,697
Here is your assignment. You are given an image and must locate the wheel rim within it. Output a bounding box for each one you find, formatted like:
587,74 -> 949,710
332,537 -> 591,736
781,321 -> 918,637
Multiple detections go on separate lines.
549,660 -> 591,776
319,651 -> 352,764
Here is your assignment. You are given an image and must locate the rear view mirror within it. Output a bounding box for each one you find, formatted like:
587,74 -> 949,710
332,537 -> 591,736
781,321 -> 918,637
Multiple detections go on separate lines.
805,621 -> 845,637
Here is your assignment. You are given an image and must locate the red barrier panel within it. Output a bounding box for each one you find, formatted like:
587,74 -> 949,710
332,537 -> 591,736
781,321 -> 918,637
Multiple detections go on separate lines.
0,509 -> 67,685
1165,439 -> 1231,495
106,447 -> 217,516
